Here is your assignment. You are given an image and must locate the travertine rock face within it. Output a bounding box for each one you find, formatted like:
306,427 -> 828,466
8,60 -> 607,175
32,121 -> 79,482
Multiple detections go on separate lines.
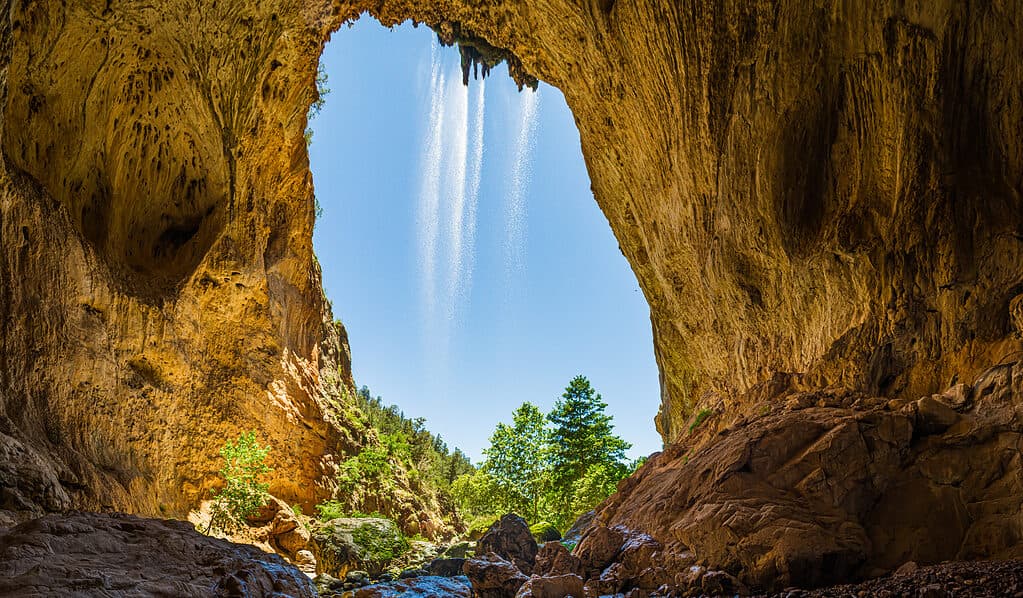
566,362 -> 1023,591
352,0 -> 1023,442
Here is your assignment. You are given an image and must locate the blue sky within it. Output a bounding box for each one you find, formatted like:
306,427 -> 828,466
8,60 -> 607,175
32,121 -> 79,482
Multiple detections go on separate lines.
310,20 -> 661,463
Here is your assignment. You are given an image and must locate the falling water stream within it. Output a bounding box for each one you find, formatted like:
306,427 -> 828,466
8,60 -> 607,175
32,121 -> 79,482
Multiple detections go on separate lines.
417,40 -> 539,363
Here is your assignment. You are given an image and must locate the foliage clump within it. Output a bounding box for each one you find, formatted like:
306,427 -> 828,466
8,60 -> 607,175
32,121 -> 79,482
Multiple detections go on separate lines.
451,375 -> 641,532
206,431 -> 271,534
321,385 -> 475,533
688,408 -> 714,434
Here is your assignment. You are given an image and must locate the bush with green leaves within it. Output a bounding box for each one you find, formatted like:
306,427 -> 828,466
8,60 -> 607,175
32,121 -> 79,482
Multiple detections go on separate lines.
206,431 -> 271,534
688,408 -> 714,434
315,499 -> 347,522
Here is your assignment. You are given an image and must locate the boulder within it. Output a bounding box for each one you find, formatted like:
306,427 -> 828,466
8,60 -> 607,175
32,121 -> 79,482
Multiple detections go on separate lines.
478,514 -> 538,574
464,553 -> 529,598
912,395 -> 962,436
427,557 -> 467,577
529,521 -> 561,543
514,573 -> 585,598
443,540 -> 473,558
311,517 -> 408,577
0,512 -> 316,597
294,549 -> 317,574
352,575 -> 472,598
270,503 -> 311,555
701,570 -> 743,595
562,510 -> 595,545
575,525 -> 625,578
534,541 -> 582,577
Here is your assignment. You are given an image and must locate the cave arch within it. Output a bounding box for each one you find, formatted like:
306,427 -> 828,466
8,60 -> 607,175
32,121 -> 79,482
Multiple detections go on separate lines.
0,0 -> 1021,527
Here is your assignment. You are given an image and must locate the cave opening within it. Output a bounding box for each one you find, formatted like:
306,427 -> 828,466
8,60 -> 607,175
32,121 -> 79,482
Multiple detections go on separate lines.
308,19 -> 662,466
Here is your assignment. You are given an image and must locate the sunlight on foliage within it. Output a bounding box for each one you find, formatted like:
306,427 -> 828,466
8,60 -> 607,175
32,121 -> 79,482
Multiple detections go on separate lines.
688,408 -> 714,434
206,431 -> 271,534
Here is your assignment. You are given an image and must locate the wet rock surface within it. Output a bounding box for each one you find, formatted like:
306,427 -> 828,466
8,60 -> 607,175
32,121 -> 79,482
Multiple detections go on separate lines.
464,553 -> 530,598
0,512 -> 317,598
348,575 -> 471,598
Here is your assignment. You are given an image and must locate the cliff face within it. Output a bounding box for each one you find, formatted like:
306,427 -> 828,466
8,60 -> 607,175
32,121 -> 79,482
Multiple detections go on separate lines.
1,0 -> 1021,569
0,0 -> 351,517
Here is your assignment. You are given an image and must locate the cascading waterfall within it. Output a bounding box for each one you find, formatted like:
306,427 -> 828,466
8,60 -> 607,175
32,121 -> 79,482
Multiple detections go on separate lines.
459,79 -> 486,308
441,71 -> 470,325
418,40 -> 447,321
503,87 -> 540,280
417,42 -> 490,366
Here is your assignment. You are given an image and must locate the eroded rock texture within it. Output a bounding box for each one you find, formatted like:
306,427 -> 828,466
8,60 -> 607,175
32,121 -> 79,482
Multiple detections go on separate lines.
352,0 -> 1023,442
0,511 -> 317,597
568,362 -> 1023,591
3,0 -> 1023,589
0,0 -> 362,518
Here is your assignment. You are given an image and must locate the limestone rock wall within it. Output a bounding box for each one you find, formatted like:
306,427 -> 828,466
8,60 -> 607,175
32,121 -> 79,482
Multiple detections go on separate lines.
0,0 -> 352,517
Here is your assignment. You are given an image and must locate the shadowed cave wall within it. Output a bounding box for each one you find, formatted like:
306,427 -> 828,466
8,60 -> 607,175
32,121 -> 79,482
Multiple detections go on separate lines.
0,0 -> 1021,524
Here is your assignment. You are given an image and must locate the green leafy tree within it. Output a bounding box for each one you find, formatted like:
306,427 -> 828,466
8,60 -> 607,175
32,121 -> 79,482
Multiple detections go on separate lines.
450,470 -> 502,522
482,402 -> 550,521
569,461 -> 630,516
546,376 -> 631,527
339,384 -> 475,528
207,431 -> 272,534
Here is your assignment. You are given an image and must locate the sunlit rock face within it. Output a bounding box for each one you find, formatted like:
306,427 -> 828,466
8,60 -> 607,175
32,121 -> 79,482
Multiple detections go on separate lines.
0,0 -> 354,517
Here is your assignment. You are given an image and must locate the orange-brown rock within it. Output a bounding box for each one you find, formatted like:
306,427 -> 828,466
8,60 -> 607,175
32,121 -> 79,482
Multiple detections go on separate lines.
514,573 -> 584,598
3,0 -> 1023,590
463,553 -> 530,598
0,0 -> 447,534
477,514 -> 538,575
0,512 -> 317,597
349,0 -> 1023,444
570,362 -> 1023,591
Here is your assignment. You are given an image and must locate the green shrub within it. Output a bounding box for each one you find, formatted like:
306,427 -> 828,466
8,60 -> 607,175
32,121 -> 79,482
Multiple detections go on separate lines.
688,408 -> 714,434
467,515 -> 500,540
351,520 -> 410,563
206,431 -> 271,534
315,499 -> 347,522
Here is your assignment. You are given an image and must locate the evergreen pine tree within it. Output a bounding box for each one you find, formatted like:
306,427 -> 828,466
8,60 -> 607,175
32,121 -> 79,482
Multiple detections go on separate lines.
546,375 -> 631,527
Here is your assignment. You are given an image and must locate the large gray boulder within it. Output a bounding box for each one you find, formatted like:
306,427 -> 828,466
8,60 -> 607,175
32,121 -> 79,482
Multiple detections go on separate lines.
311,517 -> 408,577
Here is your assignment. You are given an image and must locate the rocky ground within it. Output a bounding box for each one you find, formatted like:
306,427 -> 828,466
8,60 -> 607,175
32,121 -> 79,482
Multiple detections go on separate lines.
0,512 -> 318,597
2,510 -> 1023,597
766,560 -> 1023,598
